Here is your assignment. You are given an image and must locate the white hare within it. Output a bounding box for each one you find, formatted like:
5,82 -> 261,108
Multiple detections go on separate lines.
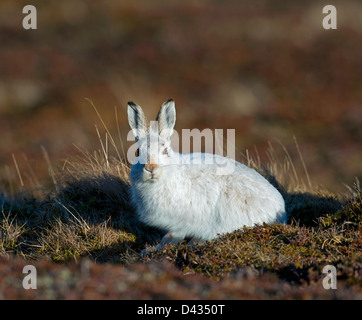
127,99 -> 286,253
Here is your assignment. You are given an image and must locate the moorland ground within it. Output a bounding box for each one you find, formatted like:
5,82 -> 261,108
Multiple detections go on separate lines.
0,138 -> 360,299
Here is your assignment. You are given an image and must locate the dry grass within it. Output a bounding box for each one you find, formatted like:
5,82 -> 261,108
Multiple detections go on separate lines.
0,211 -> 25,258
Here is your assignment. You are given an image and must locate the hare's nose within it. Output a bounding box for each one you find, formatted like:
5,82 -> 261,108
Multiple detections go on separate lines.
144,163 -> 158,173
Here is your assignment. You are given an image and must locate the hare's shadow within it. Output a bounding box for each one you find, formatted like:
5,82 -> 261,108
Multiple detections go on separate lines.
266,174 -> 343,226
58,173 -> 163,253
284,191 -> 343,225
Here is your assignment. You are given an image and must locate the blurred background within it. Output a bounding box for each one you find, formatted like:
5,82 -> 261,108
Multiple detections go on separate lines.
0,0 -> 361,193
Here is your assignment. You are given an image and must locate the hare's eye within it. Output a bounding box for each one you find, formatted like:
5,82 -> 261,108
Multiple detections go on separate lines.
135,148 -> 140,157
162,148 -> 168,155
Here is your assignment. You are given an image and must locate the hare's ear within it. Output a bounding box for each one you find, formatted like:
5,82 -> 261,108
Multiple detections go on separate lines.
156,99 -> 176,140
127,101 -> 147,141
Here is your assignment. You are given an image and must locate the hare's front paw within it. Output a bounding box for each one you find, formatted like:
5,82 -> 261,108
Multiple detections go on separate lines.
187,238 -> 206,247
140,232 -> 185,256
140,246 -> 158,257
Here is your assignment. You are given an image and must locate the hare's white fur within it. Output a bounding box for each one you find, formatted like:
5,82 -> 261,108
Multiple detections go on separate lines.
128,99 -> 286,252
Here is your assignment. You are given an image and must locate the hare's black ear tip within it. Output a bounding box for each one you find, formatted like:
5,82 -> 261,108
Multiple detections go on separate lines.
163,98 -> 174,106
128,101 -> 137,107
